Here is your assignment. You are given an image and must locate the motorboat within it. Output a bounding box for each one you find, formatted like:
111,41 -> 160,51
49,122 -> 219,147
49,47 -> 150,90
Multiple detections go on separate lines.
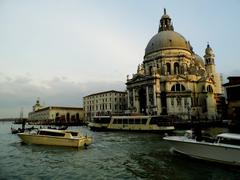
163,130 -> 240,166
88,115 -> 174,132
18,128 -> 93,148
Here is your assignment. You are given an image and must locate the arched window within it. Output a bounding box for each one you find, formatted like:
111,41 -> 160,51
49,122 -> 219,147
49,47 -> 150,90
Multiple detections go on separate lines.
166,63 -> 171,75
174,62 -> 179,74
149,66 -> 152,75
66,113 -> 70,121
207,85 -> 213,93
76,113 -> 79,120
171,84 -> 186,92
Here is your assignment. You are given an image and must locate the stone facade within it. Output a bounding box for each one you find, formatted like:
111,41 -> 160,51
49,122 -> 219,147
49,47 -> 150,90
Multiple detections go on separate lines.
126,9 -> 223,121
28,100 -> 84,124
83,90 -> 127,121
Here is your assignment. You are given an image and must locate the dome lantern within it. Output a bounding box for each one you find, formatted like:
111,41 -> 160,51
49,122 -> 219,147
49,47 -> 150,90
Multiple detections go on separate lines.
145,9 -> 190,57
158,8 -> 174,32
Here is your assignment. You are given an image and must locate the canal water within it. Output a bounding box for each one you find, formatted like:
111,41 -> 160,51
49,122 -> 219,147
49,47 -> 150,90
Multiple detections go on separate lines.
0,121 -> 240,180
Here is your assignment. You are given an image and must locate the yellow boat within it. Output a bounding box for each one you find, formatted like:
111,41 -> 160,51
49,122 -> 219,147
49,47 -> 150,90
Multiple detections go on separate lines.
18,129 -> 93,148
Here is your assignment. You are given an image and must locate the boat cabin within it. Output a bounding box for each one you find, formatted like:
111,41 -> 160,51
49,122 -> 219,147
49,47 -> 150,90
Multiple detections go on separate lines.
92,116 -> 111,124
216,133 -> 240,146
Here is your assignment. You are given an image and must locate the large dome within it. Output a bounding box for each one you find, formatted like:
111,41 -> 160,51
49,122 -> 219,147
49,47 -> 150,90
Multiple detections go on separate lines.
144,9 -> 191,56
145,31 -> 191,56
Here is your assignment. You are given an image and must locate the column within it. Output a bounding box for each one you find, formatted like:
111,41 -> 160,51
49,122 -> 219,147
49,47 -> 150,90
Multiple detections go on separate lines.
132,89 -> 135,112
146,86 -> 149,114
127,89 -> 130,109
135,89 -> 140,113
153,84 -> 157,107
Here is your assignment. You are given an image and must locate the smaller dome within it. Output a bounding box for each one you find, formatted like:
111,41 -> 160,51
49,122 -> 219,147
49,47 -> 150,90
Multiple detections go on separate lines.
161,14 -> 170,19
193,54 -> 205,68
205,44 -> 214,55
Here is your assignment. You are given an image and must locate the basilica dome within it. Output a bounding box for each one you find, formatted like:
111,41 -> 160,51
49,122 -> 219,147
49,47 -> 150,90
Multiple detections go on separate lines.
144,9 -> 191,56
145,31 -> 191,56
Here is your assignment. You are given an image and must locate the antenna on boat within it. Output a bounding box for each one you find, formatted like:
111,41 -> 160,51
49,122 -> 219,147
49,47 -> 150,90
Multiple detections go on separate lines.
20,107 -> 23,120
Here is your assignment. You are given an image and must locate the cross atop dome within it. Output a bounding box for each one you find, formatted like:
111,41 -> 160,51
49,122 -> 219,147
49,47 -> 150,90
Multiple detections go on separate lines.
158,8 -> 174,32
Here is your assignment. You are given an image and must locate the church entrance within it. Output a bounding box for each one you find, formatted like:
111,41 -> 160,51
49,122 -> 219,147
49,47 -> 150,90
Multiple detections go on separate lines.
139,88 -> 147,114
161,92 -> 167,115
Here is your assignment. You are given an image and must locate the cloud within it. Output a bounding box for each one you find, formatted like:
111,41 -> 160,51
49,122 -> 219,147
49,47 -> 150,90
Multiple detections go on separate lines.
0,74 -> 125,118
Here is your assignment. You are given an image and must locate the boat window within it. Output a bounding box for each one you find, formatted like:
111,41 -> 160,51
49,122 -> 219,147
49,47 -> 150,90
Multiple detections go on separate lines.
38,131 -> 65,137
149,116 -> 171,125
118,119 -> 122,124
93,117 -> 111,123
123,119 -> 128,124
70,132 -> 78,136
149,117 -> 157,124
113,119 -> 118,124
141,119 -> 147,124
219,138 -> 240,146
135,119 -> 140,124
129,119 -> 134,124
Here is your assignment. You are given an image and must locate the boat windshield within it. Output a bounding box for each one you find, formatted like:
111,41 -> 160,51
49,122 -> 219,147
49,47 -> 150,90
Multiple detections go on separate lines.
38,131 -> 65,137
217,137 -> 240,146
69,132 -> 78,136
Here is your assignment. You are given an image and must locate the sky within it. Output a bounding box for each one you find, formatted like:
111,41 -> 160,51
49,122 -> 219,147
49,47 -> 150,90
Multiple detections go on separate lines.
0,0 -> 240,118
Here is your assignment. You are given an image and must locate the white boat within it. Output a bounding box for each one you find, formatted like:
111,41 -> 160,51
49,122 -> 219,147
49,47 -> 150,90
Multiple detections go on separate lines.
88,115 -> 174,132
18,129 -> 93,148
163,130 -> 240,166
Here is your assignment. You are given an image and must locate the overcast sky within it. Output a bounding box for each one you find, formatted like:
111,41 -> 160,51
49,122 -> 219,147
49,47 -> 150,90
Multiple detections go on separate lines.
0,0 -> 240,118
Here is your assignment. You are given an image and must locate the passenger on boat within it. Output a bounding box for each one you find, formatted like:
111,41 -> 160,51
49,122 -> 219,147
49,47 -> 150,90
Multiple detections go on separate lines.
22,119 -> 26,130
192,126 -> 202,141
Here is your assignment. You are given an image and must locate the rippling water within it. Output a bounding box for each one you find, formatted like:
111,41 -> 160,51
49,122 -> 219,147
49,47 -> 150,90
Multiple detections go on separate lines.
0,121 -> 240,180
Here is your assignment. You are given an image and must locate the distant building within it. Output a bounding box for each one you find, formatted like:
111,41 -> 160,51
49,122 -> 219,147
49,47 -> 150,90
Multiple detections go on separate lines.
126,9 -> 223,121
28,99 -> 84,124
83,90 -> 127,121
223,76 -> 240,124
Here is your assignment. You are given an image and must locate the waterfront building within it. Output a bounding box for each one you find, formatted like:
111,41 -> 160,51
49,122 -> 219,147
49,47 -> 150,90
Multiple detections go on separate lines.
28,99 -> 84,124
126,9 -> 223,121
83,90 -> 127,121
223,76 -> 240,124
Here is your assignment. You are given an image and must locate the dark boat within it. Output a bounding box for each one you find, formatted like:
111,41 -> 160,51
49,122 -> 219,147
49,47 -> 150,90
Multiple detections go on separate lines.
11,127 -> 24,134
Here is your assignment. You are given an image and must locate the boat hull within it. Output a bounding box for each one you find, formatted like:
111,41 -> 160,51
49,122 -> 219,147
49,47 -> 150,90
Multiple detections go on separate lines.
18,133 -> 91,148
164,136 -> 240,166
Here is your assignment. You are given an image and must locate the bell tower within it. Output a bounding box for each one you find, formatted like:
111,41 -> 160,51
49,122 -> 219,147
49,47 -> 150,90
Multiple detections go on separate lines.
204,43 -> 216,75
204,43 -> 222,94
33,98 -> 43,112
